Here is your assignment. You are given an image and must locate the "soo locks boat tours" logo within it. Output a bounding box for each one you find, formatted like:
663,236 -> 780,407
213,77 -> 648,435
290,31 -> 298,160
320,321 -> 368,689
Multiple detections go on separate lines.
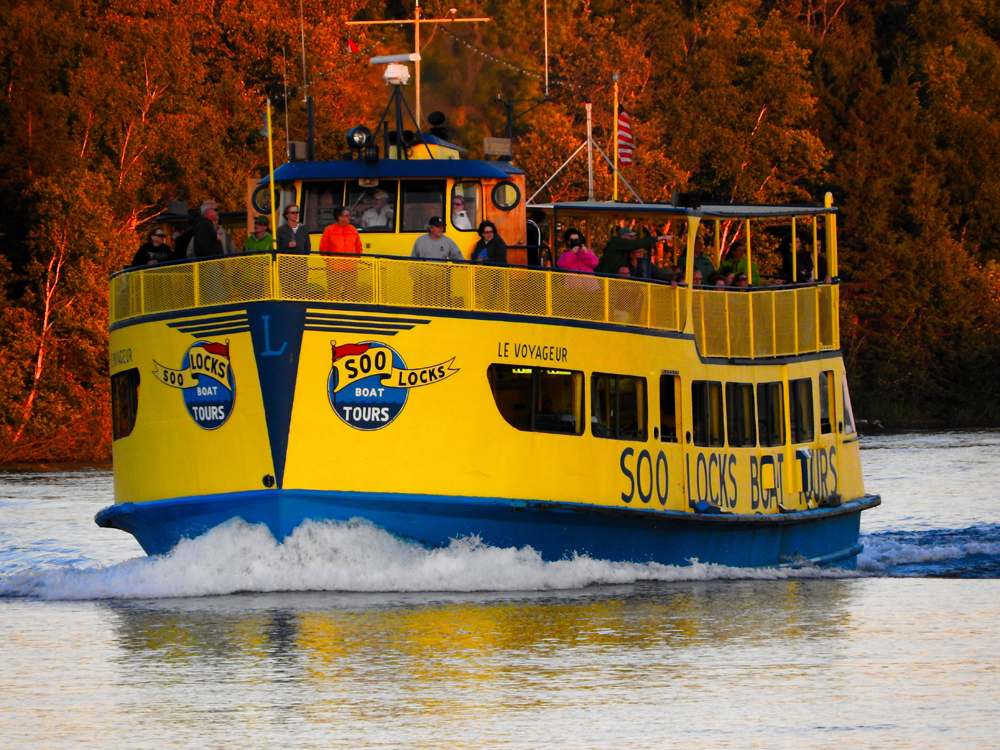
154,340 -> 236,429
328,341 -> 457,430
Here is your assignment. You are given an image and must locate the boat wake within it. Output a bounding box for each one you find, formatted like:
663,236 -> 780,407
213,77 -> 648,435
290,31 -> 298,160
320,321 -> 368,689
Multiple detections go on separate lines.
4,519 -> 996,600
1,517 -> 852,601
857,524 -> 1000,578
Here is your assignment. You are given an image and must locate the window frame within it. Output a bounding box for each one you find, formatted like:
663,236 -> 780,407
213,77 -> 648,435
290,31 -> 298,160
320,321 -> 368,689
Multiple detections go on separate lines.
487,364 -> 584,436
301,180 -> 347,233
725,382 -> 757,448
659,373 -> 680,443
591,372 -> 648,442
692,380 -> 725,448
789,377 -> 815,444
111,368 -> 141,441
490,180 -> 521,212
400,179 -> 447,233
451,181 -> 481,232
757,381 -> 785,447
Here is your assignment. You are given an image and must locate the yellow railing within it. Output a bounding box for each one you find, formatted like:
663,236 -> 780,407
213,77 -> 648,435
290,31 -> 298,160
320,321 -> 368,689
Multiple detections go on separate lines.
110,254 -> 839,356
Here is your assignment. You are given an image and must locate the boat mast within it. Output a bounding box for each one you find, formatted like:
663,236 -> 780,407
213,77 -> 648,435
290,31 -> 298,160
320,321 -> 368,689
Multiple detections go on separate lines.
346,5 -> 490,127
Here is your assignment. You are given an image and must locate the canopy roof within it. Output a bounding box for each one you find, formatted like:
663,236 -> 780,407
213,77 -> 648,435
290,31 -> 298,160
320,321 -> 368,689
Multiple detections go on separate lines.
262,156 -> 524,184
531,199 -> 837,220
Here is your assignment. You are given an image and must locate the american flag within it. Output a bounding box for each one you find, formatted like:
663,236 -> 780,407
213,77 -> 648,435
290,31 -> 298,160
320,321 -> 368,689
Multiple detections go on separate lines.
617,106 -> 634,165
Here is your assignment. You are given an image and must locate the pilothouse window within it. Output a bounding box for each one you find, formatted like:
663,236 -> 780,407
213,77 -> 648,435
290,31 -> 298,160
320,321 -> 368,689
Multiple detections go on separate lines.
302,181 -> 347,232
488,364 -> 583,435
401,180 -> 446,232
348,181 -> 398,232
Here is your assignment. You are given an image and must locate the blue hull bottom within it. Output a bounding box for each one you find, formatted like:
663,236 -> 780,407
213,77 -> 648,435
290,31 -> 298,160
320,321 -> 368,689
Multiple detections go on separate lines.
95,490 -> 880,569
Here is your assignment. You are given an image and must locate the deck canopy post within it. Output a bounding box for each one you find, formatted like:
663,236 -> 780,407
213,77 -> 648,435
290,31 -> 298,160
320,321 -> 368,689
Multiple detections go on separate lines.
683,215 -> 701,333
824,192 -> 838,277
713,219 -> 721,266
791,218 -> 797,283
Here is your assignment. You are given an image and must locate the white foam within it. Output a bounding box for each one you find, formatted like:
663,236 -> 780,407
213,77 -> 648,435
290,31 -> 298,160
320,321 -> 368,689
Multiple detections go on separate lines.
858,533 -> 1000,573
0,518 -> 853,600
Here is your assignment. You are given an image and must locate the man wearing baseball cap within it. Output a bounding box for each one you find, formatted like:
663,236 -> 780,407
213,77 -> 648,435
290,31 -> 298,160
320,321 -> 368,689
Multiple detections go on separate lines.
242,215 -> 273,253
411,216 -> 464,260
595,225 -> 673,279
361,189 -> 394,229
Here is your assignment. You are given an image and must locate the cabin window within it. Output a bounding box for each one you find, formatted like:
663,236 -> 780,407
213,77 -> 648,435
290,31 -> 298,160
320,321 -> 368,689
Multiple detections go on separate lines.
401,180 -> 446,232
452,182 -> 481,231
491,180 -> 521,211
348,181 -> 398,232
692,381 -> 724,447
790,378 -> 815,444
841,374 -> 857,435
592,373 -> 648,441
757,382 -> 785,447
487,364 -> 583,435
725,382 -> 756,447
111,368 -> 140,440
302,181 -> 347,232
659,374 -> 680,443
819,370 -> 834,434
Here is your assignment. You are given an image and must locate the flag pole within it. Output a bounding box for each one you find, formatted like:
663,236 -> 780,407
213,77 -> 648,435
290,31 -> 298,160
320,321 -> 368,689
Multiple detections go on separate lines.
613,72 -> 619,201
266,98 -> 277,249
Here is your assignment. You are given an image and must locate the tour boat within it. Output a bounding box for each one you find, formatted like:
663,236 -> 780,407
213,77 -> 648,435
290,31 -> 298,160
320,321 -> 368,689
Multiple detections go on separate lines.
97,71 -> 879,568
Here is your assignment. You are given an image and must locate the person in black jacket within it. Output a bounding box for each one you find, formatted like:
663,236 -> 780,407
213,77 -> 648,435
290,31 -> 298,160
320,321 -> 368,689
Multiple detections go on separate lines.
473,220 -> 507,264
130,227 -> 173,267
192,201 -> 224,257
171,208 -> 202,260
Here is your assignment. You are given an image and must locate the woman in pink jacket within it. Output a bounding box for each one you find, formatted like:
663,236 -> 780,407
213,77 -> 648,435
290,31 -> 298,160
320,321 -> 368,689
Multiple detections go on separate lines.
556,227 -> 598,272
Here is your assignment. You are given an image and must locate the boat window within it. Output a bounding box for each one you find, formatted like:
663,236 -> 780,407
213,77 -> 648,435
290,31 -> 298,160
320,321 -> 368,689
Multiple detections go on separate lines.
452,182 -> 481,231
841,374 -> 857,435
692,381 -> 724,447
487,364 -> 583,435
111,368 -> 140,440
819,370 -> 834,435
659,374 -> 680,443
302,181 -> 347,233
592,373 -> 648,441
725,382 -> 756,447
790,378 -> 815,444
491,180 -> 521,211
348,181 -> 398,233
401,180 -> 446,232
757,381 -> 785,447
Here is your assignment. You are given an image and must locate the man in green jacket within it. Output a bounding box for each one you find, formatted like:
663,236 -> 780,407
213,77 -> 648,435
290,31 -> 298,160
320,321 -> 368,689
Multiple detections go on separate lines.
243,215 -> 273,253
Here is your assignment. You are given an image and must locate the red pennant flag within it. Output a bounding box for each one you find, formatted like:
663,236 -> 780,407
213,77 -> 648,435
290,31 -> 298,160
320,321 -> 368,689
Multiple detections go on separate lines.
347,37 -> 360,54
331,342 -> 370,363
200,342 -> 230,359
617,106 -> 634,166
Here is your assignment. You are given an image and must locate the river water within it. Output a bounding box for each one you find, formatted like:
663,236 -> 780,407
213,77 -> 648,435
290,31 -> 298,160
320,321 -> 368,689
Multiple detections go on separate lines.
2,432 -> 999,748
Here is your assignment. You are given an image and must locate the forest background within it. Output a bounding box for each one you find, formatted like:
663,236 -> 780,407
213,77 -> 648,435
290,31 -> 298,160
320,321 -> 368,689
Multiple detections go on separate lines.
2,0 -> 1000,462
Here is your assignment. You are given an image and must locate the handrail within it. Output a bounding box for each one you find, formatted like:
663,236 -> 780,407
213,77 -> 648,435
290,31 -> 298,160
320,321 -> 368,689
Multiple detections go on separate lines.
109,253 -> 840,356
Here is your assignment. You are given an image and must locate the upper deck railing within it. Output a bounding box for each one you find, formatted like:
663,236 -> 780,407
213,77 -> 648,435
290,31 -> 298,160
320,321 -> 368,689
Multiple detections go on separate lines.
109,254 -> 839,358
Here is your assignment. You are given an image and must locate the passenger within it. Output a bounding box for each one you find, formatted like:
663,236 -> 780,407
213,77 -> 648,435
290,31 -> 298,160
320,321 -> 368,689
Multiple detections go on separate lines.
130,227 -> 172,267
451,195 -> 473,230
780,235 -> 814,284
724,271 -> 735,286
473,220 -> 508,263
411,216 -> 464,260
192,201 -> 224,257
618,265 -> 631,276
243,215 -> 273,253
692,269 -> 703,286
677,237 -> 715,280
727,241 -> 760,286
360,190 -> 393,229
556,228 -> 598,273
734,272 -> 750,288
319,206 -> 363,255
277,204 -> 311,254
815,239 -> 832,283
707,272 -> 726,287
595,226 -> 671,276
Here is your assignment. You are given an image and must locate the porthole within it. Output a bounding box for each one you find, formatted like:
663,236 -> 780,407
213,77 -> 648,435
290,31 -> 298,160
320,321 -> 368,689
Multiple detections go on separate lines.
491,181 -> 521,211
250,183 -> 272,214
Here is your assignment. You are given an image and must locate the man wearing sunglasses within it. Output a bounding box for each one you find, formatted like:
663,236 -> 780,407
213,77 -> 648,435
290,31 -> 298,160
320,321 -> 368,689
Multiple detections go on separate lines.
243,215 -> 273,253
